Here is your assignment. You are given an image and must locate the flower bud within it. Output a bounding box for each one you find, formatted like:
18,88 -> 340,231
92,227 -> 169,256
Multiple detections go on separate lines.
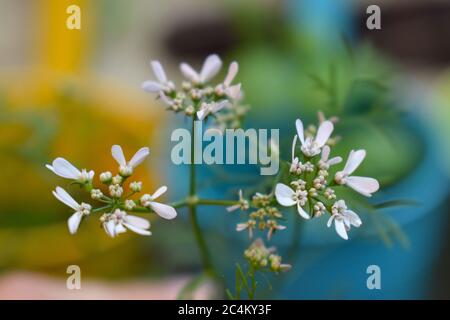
91,189 -> 103,200
100,171 -> 112,183
129,181 -> 142,193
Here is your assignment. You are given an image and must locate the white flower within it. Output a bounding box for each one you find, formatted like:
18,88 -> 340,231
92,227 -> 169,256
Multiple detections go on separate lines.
109,184 -> 123,198
52,186 -> 91,234
111,145 -> 150,176
236,219 -> 256,238
216,61 -> 241,100
180,54 -> 222,84
46,158 -> 94,183
295,118 -> 334,157
125,199 -> 136,211
103,209 -> 151,237
274,183 -> 310,219
140,186 -> 177,220
196,100 -> 229,121
142,60 -> 175,93
318,145 -> 342,170
335,150 -> 380,197
130,181 -> 142,193
327,200 -> 362,240
100,171 -> 112,183
226,189 -> 249,212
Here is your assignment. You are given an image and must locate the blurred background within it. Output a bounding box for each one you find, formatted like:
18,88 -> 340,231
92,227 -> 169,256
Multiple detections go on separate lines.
0,0 -> 449,299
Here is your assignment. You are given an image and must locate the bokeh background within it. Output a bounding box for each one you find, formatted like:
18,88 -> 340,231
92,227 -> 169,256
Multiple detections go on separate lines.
0,0 -> 449,299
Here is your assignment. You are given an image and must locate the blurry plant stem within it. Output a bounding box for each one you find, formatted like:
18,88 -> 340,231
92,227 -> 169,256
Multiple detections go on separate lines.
189,117 -> 217,279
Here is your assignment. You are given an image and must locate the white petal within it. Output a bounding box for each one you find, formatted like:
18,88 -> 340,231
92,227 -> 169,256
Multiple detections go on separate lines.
142,80 -> 164,93
129,147 -> 150,168
180,63 -> 200,83
159,91 -> 173,106
200,54 -> 222,83
105,220 -> 116,237
334,219 -> 348,240
150,60 -> 167,83
151,185 -> 167,200
274,183 -> 296,207
315,120 -> 334,147
46,164 -> 56,174
125,215 -> 150,229
225,84 -> 241,100
211,100 -> 229,113
345,176 -> 379,197
291,136 -> 298,162
123,223 -> 152,236
224,61 -> 238,86
227,204 -> 240,212
150,202 -> 177,220
111,145 -> 126,166
321,145 -> 330,162
115,223 -> 127,234
295,119 -> 305,144
236,223 -> 248,231
327,214 -> 336,228
345,210 -> 362,227
68,212 -> 82,235
88,170 -> 95,180
197,108 -> 208,121
328,156 -> 343,166
343,150 -> 366,175
52,158 -> 81,180
297,203 -> 310,220
53,187 -> 79,211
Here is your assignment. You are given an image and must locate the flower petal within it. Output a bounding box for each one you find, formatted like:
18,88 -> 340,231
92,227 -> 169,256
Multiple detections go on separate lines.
150,202 -> 177,220
224,61 -> 238,86
327,214 -> 336,228
159,91 -> 173,106
53,186 -> 79,211
51,157 -> 81,180
295,119 -> 305,144
297,203 -> 310,220
125,215 -> 150,229
345,176 -> 379,197
321,145 -> 330,162
334,219 -> 348,240
150,60 -> 167,83
151,185 -> 167,200
227,204 -> 240,212
129,147 -> 150,168
115,223 -> 127,234
123,223 -> 152,236
236,223 -> 248,231
180,63 -> 200,83
211,100 -> 229,113
274,183 -> 296,207
142,80 -> 163,93
111,145 -> 126,166
200,54 -> 222,83
196,108 -> 208,121
345,210 -> 362,227
343,150 -> 366,175
328,156 -> 343,166
225,84 -> 241,100
105,220 -> 116,237
315,120 -> 334,147
68,212 -> 82,235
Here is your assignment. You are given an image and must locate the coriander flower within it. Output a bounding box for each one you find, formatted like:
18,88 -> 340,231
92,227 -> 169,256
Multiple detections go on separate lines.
226,189 -> 249,212
295,118 -> 334,157
46,158 -> 94,183
236,219 -> 256,238
180,54 -> 222,85
142,60 -> 175,93
274,183 -> 310,219
111,145 -> 150,176
196,100 -> 229,121
103,209 -> 151,237
318,145 -> 342,170
140,186 -> 177,220
335,150 -> 379,197
327,200 -> 362,240
52,186 -> 91,234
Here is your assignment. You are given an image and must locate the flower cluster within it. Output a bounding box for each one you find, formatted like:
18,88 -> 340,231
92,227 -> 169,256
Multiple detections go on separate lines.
244,239 -> 291,273
229,191 -> 286,240
274,117 -> 379,240
142,54 -> 248,128
47,145 -> 177,237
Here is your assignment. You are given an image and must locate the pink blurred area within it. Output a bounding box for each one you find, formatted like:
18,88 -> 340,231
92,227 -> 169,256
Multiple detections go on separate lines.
0,272 -> 214,300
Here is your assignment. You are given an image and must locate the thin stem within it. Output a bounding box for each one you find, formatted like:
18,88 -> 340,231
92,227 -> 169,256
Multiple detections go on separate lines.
197,198 -> 239,207
188,117 -> 215,277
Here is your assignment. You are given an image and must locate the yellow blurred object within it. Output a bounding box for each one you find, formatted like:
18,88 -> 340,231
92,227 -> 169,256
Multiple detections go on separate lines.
0,0 -> 167,273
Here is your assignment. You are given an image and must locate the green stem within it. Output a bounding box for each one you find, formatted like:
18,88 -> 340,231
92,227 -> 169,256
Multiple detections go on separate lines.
197,199 -> 239,207
188,117 -> 215,277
